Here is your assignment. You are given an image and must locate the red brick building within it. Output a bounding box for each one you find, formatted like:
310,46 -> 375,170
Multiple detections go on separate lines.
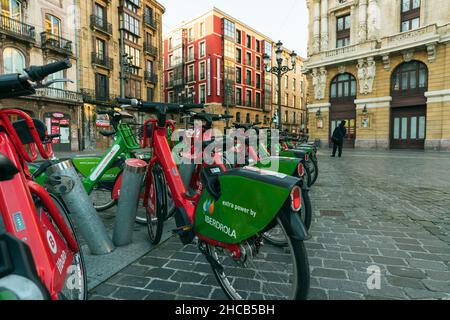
163,8 -> 275,129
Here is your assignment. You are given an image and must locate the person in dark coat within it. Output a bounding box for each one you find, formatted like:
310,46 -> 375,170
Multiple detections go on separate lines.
331,120 -> 347,158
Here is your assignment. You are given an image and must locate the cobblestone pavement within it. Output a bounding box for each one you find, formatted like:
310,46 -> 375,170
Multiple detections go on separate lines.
89,150 -> 450,300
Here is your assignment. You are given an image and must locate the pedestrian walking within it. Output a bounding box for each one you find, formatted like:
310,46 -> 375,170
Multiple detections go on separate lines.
331,120 -> 347,158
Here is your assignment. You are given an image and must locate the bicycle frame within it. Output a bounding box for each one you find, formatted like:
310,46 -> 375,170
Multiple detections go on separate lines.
0,109 -> 79,299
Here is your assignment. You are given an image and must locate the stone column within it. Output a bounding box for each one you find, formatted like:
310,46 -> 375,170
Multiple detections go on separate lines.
320,0 -> 328,51
358,0 -> 368,42
367,0 -> 379,40
313,0 -> 321,53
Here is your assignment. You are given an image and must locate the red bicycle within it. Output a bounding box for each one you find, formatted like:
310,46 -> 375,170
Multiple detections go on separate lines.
0,60 -> 87,300
121,98 -> 310,300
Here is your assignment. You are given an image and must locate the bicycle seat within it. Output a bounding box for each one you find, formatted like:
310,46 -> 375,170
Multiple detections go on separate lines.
12,119 -> 47,145
0,153 -> 19,181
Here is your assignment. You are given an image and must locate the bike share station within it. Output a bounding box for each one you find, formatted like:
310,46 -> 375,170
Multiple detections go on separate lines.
43,155 -> 176,289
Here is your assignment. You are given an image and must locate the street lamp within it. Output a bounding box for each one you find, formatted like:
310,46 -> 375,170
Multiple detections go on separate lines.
263,41 -> 297,131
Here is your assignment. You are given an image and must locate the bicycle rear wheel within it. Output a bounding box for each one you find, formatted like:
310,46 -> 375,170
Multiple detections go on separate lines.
205,214 -> 310,300
90,186 -> 117,212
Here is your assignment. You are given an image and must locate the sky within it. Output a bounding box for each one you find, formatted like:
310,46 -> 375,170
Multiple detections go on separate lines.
159,0 -> 309,57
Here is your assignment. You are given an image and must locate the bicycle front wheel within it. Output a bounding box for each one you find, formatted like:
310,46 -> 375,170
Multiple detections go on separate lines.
205,215 -> 310,300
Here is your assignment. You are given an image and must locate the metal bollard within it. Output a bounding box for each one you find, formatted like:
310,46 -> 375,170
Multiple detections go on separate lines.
113,159 -> 147,247
46,160 -> 115,255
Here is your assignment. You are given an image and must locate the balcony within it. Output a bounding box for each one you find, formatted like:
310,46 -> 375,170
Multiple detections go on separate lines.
144,14 -> 157,30
91,52 -> 113,70
90,15 -> 112,35
41,32 -> 73,56
33,87 -> 82,103
165,79 -> 184,88
144,42 -> 158,56
144,71 -> 157,84
0,15 -> 35,43
81,89 -> 118,105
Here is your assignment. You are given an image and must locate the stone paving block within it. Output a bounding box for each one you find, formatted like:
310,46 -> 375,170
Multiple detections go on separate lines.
308,288 -> 328,300
138,256 -> 170,268
396,244 -> 427,252
120,265 -> 149,277
112,287 -> 148,300
318,278 -> 368,294
329,290 -> 365,300
386,276 -> 425,289
322,259 -> 354,271
177,284 -> 213,299
146,279 -> 180,293
145,267 -> 176,280
170,251 -> 199,262
408,252 -> 450,262
89,283 -> 119,297
311,268 -> 348,279
351,246 -> 380,255
342,253 -> 372,263
426,271 -> 450,281
145,292 -> 177,300
170,271 -> 205,284
408,259 -> 449,271
421,280 -> 450,293
387,266 -> 426,279
404,288 -> 450,300
116,275 -> 151,288
372,256 -> 408,266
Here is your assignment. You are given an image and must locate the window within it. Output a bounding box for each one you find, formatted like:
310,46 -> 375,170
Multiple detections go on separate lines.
293,78 -> 297,91
223,18 -> 235,40
401,0 -> 420,32
188,64 -> 194,82
256,73 -> 261,89
246,52 -> 252,67
256,92 -> 261,108
1,0 -> 22,20
199,62 -> 206,80
146,60 -> 153,74
391,61 -> 428,93
45,14 -> 61,37
330,73 -> 357,98
236,67 -> 242,84
125,79 -> 141,99
246,35 -> 251,49
223,39 -> 234,60
245,113 -> 251,124
187,46 -> 194,61
125,45 -> 141,73
256,56 -> 261,69
188,28 -> 194,42
246,70 -> 252,86
95,73 -> 109,100
121,13 -> 140,36
246,90 -> 252,107
293,95 -> 297,108
199,84 -> 206,103
168,38 -> 172,50
199,22 -> 205,37
336,14 -> 350,48
47,59 -> 64,89
168,91 -> 174,103
236,30 -> 241,44
256,40 -> 260,52
147,87 -> 154,101
94,3 -> 105,21
284,111 -> 288,123
96,38 -> 106,59
236,48 -> 242,63
236,87 -> 242,105
285,76 -> 289,89
236,112 -> 241,123
2,47 -> 25,74
284,93 -> 288,106
199,41 -> 206,57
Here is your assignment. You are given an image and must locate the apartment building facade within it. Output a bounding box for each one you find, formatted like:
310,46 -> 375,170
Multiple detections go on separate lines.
0,0 -> 82,151
274,49 -> 308,133
163,8 -> 279,131
304,0 -> 450,150
77,0 -> 165,150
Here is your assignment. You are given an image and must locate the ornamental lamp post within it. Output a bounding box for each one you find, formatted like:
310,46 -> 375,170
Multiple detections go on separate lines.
263,41 -> 297,131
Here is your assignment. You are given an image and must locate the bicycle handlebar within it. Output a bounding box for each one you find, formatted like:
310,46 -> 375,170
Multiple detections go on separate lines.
24,59 -> 72,82
117,98 -> 205,114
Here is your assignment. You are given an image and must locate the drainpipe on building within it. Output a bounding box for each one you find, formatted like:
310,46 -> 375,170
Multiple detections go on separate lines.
73,0 -> 83,151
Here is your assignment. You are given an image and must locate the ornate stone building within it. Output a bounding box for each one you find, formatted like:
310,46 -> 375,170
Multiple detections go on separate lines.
304,0 -> 450,150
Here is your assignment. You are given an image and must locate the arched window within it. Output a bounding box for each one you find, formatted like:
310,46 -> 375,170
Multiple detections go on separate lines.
236,112 -> 241,123
255,115 -> 260,124
330,73 -> 357,99
391,61 -> 427,93
246,113 -> 250,124
3,47 -> 25,74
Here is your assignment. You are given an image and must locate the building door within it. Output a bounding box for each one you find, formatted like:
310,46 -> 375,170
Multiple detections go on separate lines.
391,106 -> 426,149
390,61 -> 428,150
329,73 -> 357,148
44,112 -> 71,152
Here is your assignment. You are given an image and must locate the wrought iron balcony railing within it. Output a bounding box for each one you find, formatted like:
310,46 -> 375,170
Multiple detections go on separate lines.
34,87 -> 82,103
144,42 -> 158,56
81,88 -> 118,105
90,15 -> 112,35
144,72 -> 157,84
0,15 -> 35,42
41,32 -> 72,55
91,52 -> 113,70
